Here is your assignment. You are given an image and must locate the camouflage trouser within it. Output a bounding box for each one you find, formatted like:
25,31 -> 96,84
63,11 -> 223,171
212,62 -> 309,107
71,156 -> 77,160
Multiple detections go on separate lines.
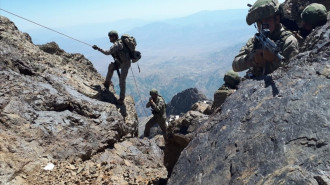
105,61 -> 131,99
144,115 -> 166,137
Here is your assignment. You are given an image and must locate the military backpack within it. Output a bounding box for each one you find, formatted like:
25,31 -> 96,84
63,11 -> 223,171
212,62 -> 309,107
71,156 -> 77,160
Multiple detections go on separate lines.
121,34 -> 141,63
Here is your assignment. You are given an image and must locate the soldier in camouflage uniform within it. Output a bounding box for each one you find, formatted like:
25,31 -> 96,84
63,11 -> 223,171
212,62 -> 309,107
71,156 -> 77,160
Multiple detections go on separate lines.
212,70 -> 241,110
144,89 -> 167,138
299,3 -> 328,38
93,30 -> 131,104
232,0 -> 299,78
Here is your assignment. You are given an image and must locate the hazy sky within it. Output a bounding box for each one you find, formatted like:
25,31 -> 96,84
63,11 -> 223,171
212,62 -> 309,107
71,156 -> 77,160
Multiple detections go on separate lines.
1,0 -> 284,30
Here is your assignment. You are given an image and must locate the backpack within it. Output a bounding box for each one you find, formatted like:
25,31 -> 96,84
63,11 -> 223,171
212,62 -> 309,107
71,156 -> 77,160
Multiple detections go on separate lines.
121,34 -> 141,63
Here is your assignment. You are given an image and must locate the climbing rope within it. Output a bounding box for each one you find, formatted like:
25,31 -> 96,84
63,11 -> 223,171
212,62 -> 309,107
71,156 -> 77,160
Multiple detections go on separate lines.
1,8 -> 148,116
130,67 -> 148,117
0,8 -> 92,47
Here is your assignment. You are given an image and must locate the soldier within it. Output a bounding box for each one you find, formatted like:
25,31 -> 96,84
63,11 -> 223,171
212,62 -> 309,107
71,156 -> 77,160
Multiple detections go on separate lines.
300,3 -> 328,38
232,0 -> 299,78
92,30 -> 131,105
144,89 -> 167,138
212,70 -> 241,110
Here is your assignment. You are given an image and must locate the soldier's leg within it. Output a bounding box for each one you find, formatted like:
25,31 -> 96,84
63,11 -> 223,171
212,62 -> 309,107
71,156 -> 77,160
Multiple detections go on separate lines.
105,63 -> 115,86
144,117 -> 156,137
157,117 -> 167,134
118,62 -> 131,100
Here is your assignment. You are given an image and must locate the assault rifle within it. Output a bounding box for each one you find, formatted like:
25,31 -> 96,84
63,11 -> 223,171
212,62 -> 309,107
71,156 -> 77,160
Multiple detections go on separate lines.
255,24 -> 284,61
113,61 -> 120,78
111,53 -> 121,78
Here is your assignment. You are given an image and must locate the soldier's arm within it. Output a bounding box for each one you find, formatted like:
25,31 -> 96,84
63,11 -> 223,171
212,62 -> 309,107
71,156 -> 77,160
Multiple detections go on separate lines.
232,37 -> 257,72
97,48 -> 112,55
151,98 -> 165,113
98,41 -> 124,55
281,35 -> 299,64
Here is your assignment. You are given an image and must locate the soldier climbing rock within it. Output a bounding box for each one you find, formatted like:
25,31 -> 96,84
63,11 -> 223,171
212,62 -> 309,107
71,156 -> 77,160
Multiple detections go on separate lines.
144,89 -> 167,138
232,0 -> 299,78
300,3 -> 328,38
92,30 -> 131,105
212,70 -> 241,110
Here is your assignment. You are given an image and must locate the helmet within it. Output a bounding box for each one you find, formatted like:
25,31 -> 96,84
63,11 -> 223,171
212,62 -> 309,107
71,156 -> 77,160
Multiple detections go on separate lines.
301,3 -> 328,27
150,88 -> 159,95
224,70 -> 240,88
246,0 -> 280,25
108,30 -> 118,38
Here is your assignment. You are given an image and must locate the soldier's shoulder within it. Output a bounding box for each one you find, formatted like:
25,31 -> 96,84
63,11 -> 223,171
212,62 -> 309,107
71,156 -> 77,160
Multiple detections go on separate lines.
158,96 -> 165,102
241,37 -> 256,49
280,29 -> 298,44
248,36 -> 256,43
283,32 -> 299,45
280,28 -> 294,40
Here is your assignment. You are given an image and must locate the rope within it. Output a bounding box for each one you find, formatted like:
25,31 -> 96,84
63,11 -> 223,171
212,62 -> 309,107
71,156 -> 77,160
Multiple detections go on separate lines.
0,8 -> 92,47
1,8 -> 148,116
130,67 -> 148,117
136,61 -> 141,73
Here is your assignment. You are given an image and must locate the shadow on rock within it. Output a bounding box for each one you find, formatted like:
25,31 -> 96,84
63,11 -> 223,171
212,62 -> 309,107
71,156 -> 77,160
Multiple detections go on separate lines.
264,76 -> 279,97
253,75 -> 279,97
89,84 -> 117,104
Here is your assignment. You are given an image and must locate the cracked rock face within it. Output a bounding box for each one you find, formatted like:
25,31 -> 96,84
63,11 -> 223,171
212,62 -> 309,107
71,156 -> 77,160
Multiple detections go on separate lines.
168,12 -> 330,185
165,110 -> 209,177
0,16 -> 165,184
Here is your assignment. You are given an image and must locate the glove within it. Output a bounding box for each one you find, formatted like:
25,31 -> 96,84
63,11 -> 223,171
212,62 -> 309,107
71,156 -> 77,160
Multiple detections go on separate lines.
92,45 -> 99,50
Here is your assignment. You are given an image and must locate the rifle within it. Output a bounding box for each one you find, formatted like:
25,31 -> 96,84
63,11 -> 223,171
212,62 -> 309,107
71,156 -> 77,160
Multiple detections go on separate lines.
255,24 -> 284,61
111,53 -> 121,78
114,61 -> 120,78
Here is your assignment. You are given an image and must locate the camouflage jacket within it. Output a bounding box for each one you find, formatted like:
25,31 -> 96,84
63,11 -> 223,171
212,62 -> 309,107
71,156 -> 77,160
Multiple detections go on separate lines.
98,39 -> 130,65
232,26 -> 299,77
147,96 -> 166,118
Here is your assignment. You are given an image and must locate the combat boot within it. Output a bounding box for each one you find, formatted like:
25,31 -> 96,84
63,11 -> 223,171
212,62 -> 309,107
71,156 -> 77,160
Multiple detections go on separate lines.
117,98 -> 125,105
103,81 -> 113,89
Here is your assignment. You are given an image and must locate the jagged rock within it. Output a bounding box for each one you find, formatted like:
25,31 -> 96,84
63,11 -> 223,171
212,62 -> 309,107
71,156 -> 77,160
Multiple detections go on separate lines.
190,101 -> 213,115
280,0 -> 330,31
165,110 -> 209,177
24,138 -> 167,185
38,42 -> 65,55
168,15 -> 330,185
0,16 -> 164,184
166,88 -> 208,116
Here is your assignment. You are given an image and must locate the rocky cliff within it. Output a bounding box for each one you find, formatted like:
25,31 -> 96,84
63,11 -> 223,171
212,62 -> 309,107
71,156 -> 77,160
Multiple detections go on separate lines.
0,16 -> 167,184
168,14 -> 330,185
166,88 -> 208,116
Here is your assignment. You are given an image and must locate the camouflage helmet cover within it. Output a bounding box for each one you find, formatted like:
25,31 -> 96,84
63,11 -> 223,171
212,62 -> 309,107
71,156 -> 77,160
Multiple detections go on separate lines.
224,70 -> 240,87
301,3 -> 328,27
108,30 -> 118,38
246,0 -> 280,25
150,88 -> 159,95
